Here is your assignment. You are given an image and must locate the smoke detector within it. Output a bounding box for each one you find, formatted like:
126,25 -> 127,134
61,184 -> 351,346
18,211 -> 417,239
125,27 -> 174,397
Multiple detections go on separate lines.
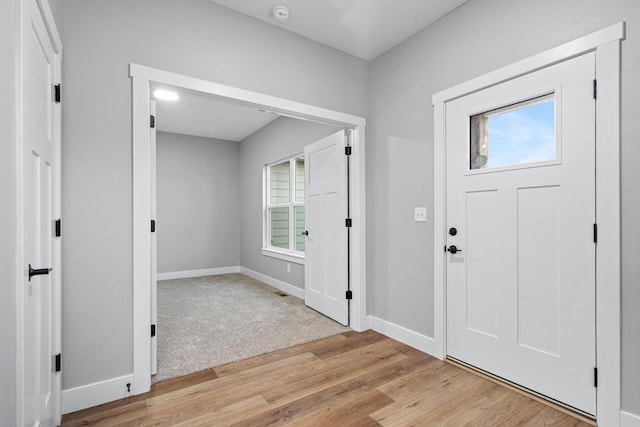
272,6 -> 289,22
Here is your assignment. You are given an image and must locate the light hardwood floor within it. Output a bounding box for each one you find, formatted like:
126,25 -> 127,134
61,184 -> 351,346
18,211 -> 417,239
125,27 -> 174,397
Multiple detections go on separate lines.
60,330 -> 592,426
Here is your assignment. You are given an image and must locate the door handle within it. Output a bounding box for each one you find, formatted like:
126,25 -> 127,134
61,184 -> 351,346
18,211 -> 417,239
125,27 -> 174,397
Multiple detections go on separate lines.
28,264 -> 52,281
447,245 -> 462,254
301,230 -> 309,236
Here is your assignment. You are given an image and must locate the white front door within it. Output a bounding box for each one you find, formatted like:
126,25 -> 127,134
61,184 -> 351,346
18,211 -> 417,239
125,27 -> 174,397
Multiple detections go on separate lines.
304,131 -> 349,325
150,100 -> 158,376
21,0 -> 61,424
445,52 -> 596,414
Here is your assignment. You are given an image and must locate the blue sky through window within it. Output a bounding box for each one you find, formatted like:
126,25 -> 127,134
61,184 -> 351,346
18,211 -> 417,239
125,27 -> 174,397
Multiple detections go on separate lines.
486,98 -> 555,168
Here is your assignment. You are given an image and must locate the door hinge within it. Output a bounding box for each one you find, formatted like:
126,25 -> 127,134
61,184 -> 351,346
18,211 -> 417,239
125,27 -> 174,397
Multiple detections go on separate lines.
593,79 -> 597,100
594,367 -> 598,387
55,219 -> 61,237
54,84 -> 61,103
345,146 -> 352,156
151,324 -> 156,337
55,353 -> 61,372
151,219 -> 156,233
345,218 -> 352,228
150,115 -> 156,128
593,223 -> 598,243
345,290 -> 353,300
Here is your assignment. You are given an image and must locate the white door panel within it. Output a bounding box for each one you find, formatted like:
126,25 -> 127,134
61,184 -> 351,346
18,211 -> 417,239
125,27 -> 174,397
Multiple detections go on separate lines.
150,100 -> 158,376
21,0 -> 60,424
446,53 -> 596,414
304,131 -> 348,325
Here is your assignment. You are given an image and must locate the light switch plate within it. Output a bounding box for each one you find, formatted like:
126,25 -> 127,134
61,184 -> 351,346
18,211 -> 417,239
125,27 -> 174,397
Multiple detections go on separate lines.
414,207 -> 427,222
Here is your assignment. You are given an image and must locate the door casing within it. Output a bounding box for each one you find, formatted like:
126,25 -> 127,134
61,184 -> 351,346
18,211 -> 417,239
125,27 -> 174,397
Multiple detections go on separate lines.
433,23 -> 624,425
130,64 -> 367,396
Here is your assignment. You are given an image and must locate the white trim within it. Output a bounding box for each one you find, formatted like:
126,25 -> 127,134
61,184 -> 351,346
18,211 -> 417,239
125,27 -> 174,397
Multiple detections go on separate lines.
35,0 -> 61,53
367,316 -> 436,356
621,411 -> 640,427
239,267 -> 305,299
61,375 -> 134,415
131,65 -> 367,396
157,266 -> 241,281
432,22 -> 624,104
432,23 -> 624,425
261,248 -> 305,265
595,38 -> 622,427
130,64 -> 366,129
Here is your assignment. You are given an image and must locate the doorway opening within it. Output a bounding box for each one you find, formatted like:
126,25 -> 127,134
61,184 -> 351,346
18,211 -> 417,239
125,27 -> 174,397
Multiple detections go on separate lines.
130,64 -> 367,394
148,85 -> 351,382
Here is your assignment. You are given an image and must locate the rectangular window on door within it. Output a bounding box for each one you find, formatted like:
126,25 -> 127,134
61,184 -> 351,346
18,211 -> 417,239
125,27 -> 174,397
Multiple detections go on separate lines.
470,93 -> 556,170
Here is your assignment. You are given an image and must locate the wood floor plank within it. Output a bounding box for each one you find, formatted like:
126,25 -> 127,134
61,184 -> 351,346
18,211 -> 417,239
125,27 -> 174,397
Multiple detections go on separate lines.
60,331 -> 590,427
230,349 -> 430,426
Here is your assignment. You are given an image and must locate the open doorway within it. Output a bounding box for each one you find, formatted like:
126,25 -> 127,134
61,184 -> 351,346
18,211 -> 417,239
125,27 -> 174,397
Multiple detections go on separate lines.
149,85 -> 351,382
130,64 -> 367,393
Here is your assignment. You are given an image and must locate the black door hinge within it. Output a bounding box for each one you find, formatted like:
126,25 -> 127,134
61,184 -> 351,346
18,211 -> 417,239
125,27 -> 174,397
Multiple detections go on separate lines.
55,219 -> 61,237
594,367 -> 598,387
593,223 -> 598,243
345,290 -> 353,300
55,353 -> 61,372
151,219 -> 156,233
345,218 -> 352,228
593,80 -> 597,100
150,115 -> 156,128
54,84 -> 61,103
345,146 -> 352,156
151,324 -> 156,337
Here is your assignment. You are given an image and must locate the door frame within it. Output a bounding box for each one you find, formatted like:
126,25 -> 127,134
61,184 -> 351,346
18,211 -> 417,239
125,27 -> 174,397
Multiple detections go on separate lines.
129,64 -> 367,395
15,0 -> 63,424
432,23 -> 624,425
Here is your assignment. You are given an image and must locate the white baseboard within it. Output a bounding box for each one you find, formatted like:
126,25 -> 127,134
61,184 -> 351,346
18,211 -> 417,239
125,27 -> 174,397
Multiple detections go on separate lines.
239,267 -> 305,299
367,315 -> 436,357
157,266 -> 240,281
622,410 -> 640,427
62,374 -> 134,415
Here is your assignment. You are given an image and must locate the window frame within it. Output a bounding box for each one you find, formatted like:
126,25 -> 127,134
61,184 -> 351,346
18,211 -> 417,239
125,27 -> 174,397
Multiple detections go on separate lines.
262,153 -> 305,265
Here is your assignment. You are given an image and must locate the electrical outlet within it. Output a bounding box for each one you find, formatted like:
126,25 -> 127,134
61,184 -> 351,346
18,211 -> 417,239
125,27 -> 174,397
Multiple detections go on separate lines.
287,264 -> 291,273
414,207 -> 427,222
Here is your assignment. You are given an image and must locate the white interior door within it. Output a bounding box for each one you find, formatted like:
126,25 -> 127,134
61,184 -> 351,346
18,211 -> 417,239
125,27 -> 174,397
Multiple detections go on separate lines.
21,0 -> 61,424
150,100 -> 158,376
304,131 -> 349,325
445,52 -> 596,414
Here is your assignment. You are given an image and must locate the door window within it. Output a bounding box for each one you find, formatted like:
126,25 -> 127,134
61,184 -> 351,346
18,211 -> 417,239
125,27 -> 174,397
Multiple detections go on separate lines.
470,93 -> 556,170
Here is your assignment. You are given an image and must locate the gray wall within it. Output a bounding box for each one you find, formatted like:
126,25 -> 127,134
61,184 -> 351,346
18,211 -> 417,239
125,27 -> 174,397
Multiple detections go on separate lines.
367,0 -> 640,415
156,132 -> 240,273
59,0 -> 368,390
1,0 -> 17,424
239,118 -> 340,289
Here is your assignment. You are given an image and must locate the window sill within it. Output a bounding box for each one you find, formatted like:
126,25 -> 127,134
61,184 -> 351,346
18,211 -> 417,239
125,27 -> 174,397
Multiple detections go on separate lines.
261,248 -> 305,265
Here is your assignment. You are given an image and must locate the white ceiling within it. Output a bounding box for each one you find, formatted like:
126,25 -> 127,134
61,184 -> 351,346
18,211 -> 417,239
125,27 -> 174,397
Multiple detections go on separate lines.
155,1 -> 467,140
209,0 -> 468,61
151,85 -> 279,141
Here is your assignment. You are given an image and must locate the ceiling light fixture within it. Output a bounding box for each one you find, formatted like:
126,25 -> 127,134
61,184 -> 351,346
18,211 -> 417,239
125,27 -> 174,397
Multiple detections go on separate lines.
272,5 -> 289,22
153,89 -> 179,101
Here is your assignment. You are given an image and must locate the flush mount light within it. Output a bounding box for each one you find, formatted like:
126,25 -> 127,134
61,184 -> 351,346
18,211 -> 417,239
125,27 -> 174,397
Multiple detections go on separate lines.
272,5 -> 289,22
153,89 -> 179,101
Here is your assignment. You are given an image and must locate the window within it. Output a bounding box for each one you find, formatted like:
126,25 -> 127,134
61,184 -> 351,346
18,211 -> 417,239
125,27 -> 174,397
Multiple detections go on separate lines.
264,155 -> 305,263
470,93 -> 556,170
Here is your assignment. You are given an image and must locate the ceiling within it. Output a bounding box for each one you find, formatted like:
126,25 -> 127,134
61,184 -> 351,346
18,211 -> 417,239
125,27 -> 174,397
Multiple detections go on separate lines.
155,1 -> 467,140
209,0 -> 468,61
151,84 -> 279,141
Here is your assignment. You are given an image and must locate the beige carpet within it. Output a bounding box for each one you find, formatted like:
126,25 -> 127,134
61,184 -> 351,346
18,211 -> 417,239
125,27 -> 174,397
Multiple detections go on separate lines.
153,273 -> 350,383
